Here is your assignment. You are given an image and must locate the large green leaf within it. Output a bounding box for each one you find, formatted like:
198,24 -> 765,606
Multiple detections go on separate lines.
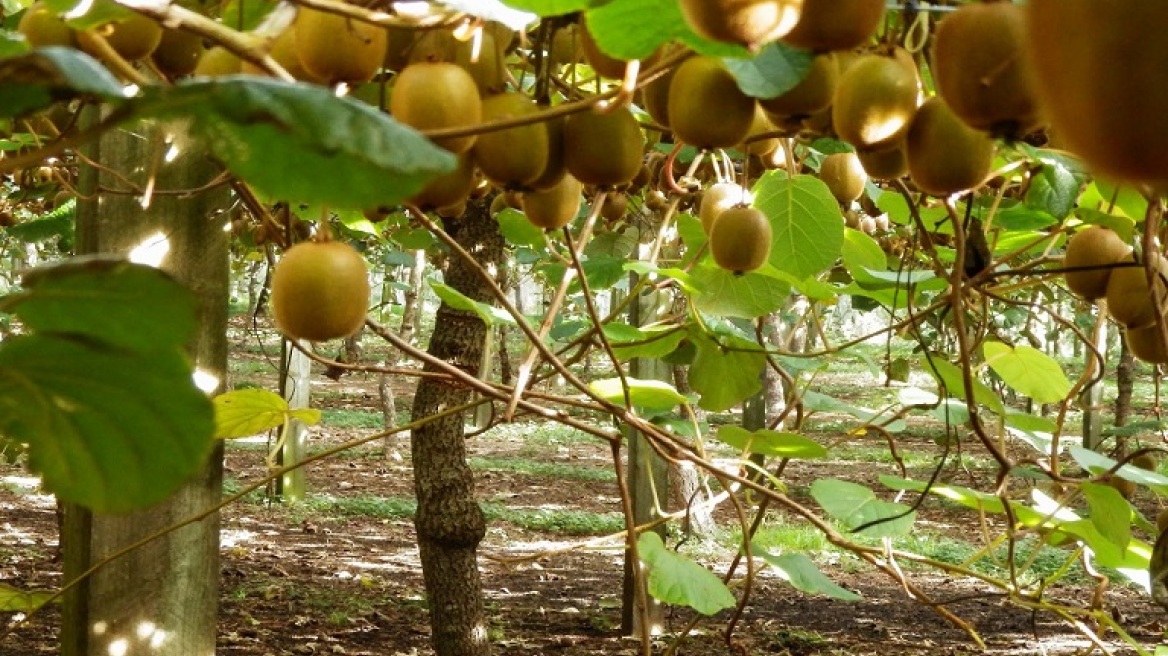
925,356 -> 1005,417
496,208 -> 547,248
1,258 -> 197,353
0,46 -> 126,118
0,583 -> 56,612
688,331 -> 765,412
1080,482 -> 1132,553
137,77 -> 456,210
841,227 -> 888,285
982,341 -> 1071,404
1024,149 -> 1088,220
214,388 -> 321,439
638,532 -> 737,615
431,282 -> 516,327
3,201 -> 74,243
810,479 -> 916,538
0,335 -> 214,513
724,42 -> 815,99
499,0 -> 597,16
753,173 -> 843,280
753,545 -> 861,601
607,324 -> 687,361
716,425 -> 827,459
589,377 -> 687,412
690,262 -> 791,319
585,0 -> 747,60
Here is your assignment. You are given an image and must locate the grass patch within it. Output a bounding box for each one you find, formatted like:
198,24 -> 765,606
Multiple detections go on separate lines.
468,456 -> 615,482
321,409 -> 385,430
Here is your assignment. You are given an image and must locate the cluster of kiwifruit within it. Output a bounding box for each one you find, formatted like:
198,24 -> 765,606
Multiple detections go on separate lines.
1062,226 -> 1168,365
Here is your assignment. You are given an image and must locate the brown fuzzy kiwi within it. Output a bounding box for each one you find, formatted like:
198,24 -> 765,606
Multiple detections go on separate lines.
1134,453 -> 1160,472
1107,476 -> 1138,500
1158,508 -> 1168,533
242,27 -> 327,83
1106,254 -> 1168,329
782,0 -> 885,52
152,28 -> 204,78
271,241 -> 371,342
678,0 -> 801,49
1063,226 -> 1132,301
408,28 -> 505,95
295,7 -> 387,84
709,205 -> 773,274
602,192 -> 629,223
759,52 -> 838,121
18,1 -> 74,47
740,105 -> 781,156
832,54 -> 920,152
563,106 -> 644,187
642,47 -> 684,127
530,114 -> 568,190
86,14 -> 163,61
391,62 -> 483,154
579,17 -> 626,80
522,174 -> 582,230
669,55 -> 757,149
1126,325 -> 1168,365
905,96 -> 995,196
857,142 -> 908,181
819,152 -> 867,204
409,152 -> 476,210
550,23 -> 581,66
193,46 -> 242,76
1027,1 -> 1168,185
473,93 -> 549,188
933,2 -> 1038,138
699,182 -> 752,235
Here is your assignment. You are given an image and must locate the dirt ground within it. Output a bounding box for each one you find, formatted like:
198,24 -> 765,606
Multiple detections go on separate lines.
1,326 -> 1166,655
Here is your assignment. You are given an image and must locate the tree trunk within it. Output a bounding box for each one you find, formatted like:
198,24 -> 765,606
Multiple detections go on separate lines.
399,248 -> 426,350
379,369 -> 398,458
63,123 -> 228,655
671,364 -> 715,538
1115,337 -> 1135,428
410,197 -> 502,656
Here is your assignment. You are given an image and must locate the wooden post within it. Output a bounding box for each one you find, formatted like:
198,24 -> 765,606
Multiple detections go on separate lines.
1082,308 -> 1110,451
62,122 -> 229,655
276,339 -> 312,501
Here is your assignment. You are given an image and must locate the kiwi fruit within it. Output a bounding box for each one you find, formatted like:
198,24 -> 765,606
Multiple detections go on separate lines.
759,52 -> 838,121
1127,325 -> 1168,365
193,46 -> 242,77
832,54 -> 920,152
1062,226 -> 1132,300
1158,508 -> 1168,534
241,27 -> 325,83
819,152 -> 867,204
678,0 -> 801,49
530,114 -> 568,190
709,205 -> 772,274
740,105 -> 781,156
473,93 -> 549,188
641,49 -> 683,127
271,240 -> 371,342
563,106 -> 644,188
1106,254 -> 1168,329
19,1 -> 74,47
408,28 -> 505,95
295,7 -> 387,84
1107,476 -> 1138,500
699,182 -> 752,234
550,23 -> 582,66
579,17 -> 626,80
601,192 -> 629,223
152,28 -> 205,78
669,55 -> 757,149
905,96 -> 995,196
85,14 -> 164,61
391,62 -> 482,154
1134,453 -> 1160,472
522,174 -> 582,230
1027,1 -> 1168,185
409,152 -> 476,210
933,2 -> 1038,138
857,142 -> 908,181
782,0 -> 885,52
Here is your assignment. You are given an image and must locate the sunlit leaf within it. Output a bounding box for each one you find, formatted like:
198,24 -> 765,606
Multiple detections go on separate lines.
690,262 -> 791,319
924,357 -> 1004,417
1081,482 -> 1132,553
983,341 -> 1071,404
753,545 -> 860,601
608,325 -> 687,361
841,227 -> 887,285
0,583 -> 56,612
753,173 -> 844,280
716,426 -> 827,459
431,282 -> 516,327
213,388 -> 320,439
589,377 -> 686,412
688,331 -> 765,412
810,479 -> 915,538
638,532 -> 736,615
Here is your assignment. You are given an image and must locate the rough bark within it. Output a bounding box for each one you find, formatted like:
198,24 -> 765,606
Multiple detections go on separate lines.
1115,338 -> 1135,428
62,123 -> 228,655
410,198 -> 502,656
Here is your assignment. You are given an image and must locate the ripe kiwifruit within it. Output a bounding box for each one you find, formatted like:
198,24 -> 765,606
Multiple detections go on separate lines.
905,96 -> 995,196
86,13 -> 164,61
740,105 -> 781,156
759,52 -> 838,121
1106,254 -> 1168,329
857,142 -> 908,181
18,1 -> 74,47
782,0 -> 885,52
152,28 -> 204,78
391,62 -> 482,154
709,205 -> 772,274
1158,507 -> 1168,533
579,17 -> 626,80
601,192 -> 628,223
241,27 -> 326,83
550,23 -> 581,66
193,46 -> 242,76
1027,1 -> 1168,185
271,240 -> 371,342
699,182 -> 752,234
1062,226 -> 1132,301
295,7 -> 387,84
563,106 -> 644,187
530,114 -> 568,190
678,0 -> 801,49
642,54 -> 680,127
933,2 -> 1038,138
408,28 -> 505,95
473,93 -> 549,188
669,55 -> 756,149
1107,476 -> 1138,500
1127,325 -> 1168,365
819,152 -> 867,204
409,152 -> 476,210
522,174 -> 582,230
1134,453 -> 1160,472
832,54 -> 919,152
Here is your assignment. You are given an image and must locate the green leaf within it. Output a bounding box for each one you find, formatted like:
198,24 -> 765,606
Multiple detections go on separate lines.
393,227 -> 437,250
690,262 -> 791,319
753,546 -> 861,601
1069,446 -> 1168,492
586,229 -> 638,260
638,532 -> 737,615
925,356 -> 1005,417
992,204 -> 1058,232
982,342 -> 1071,404
499,0 -> 596,16
138,78 -> 456,210
1024,150 -> 1089,220
624,261 -> 699,293
809,479 -> 916,538
608,325 -> 687,361
724,42 -> 815,99
431,282 -> 515,327
688,332 -> 765,412
753,173 -> 844,279
0,335 -> 214,513
213,388 -> 321,439
801,390 -> 906,433
1080,482 -> 1132,553
586,0 -> 747,60
0,583 -> 56,612
51,0 -> 134,28
218,0 -> 279,30
0,46 -> 126,118
841,227 -> 887,285
589,377 -> 686,412
496,207 -> 546,248
581,255 -> 626,291
2,258 -> 197,353
3,203 -> 74,243
716,426 -> 827,459
1088,179 -> 1149,221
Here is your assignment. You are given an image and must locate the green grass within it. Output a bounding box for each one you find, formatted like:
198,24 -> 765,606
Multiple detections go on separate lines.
468,456 -> 615,482
321,408 -> 385,430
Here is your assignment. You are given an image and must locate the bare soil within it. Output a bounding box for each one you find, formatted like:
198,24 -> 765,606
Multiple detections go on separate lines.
1,324 -> 1165,655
